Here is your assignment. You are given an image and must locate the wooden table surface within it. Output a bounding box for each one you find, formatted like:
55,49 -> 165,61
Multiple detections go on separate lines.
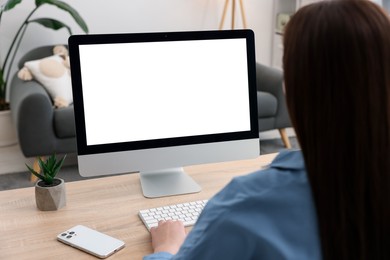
0,153 -> 277,260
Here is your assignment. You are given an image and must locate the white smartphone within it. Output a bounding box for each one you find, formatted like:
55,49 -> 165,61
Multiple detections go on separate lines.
57,225 -> 125,258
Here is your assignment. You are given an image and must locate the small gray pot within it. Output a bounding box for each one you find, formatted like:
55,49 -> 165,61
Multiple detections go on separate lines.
35,178 -> 66,211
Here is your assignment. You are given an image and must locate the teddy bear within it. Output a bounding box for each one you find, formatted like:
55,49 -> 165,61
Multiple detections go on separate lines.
17,45 -> 72,108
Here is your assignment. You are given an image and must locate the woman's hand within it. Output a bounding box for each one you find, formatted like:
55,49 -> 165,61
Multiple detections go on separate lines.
150,220 -> 187,254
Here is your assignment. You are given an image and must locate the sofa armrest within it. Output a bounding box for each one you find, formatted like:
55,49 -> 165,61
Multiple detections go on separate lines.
255,63 -> 291,129
10,73 -> 57,156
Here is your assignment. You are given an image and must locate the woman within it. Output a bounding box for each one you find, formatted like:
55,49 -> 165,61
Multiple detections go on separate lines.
144,1 -> 390,259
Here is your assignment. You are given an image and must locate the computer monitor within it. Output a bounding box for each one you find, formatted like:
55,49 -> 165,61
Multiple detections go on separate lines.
68,29 -> 259,198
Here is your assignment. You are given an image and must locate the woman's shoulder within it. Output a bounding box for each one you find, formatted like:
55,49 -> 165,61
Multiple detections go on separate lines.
209,150 -> 312,218
234,150 -> 308,194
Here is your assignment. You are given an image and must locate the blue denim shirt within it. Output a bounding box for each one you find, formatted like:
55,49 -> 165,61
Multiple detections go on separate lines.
144,150 -> 321,260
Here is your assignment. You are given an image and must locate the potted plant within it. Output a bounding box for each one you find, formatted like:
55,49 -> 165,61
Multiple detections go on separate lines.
26,154 -> 67,211
0,0 -> 88,145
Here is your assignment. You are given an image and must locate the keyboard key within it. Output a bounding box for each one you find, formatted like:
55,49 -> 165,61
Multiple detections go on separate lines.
139,199 -> 208,231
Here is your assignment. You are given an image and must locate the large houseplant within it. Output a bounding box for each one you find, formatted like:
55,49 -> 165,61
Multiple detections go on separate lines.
26,154 -> 67,211
0,0 -> 89,111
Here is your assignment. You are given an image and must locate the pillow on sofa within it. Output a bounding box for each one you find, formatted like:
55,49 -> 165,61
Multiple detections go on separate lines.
20,55 -> 72,108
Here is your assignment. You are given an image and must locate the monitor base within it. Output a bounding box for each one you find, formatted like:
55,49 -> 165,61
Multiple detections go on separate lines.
139,167 -> 201,198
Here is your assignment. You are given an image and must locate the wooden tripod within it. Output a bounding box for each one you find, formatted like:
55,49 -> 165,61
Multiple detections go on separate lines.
219,0 -> 248,30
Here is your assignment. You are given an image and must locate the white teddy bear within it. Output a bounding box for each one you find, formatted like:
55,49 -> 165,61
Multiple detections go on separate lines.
18,45 -> 72,108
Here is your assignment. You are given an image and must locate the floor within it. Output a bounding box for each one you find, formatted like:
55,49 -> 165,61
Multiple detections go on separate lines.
0,143 -> 78,176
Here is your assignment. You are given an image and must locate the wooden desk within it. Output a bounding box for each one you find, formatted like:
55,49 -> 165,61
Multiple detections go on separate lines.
0,153 -> 277,260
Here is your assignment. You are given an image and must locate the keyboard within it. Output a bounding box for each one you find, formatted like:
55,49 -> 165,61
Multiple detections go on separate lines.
139,199 -> 208,231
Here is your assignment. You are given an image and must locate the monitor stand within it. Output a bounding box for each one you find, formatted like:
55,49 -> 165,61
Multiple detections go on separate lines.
139,167 -> 201,198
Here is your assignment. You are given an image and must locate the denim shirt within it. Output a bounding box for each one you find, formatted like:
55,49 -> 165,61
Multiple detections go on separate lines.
144,150 -> 321,260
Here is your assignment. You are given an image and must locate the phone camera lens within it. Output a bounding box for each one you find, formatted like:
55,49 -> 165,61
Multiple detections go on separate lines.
61,233 -> 67,236
69,231 -> 75,234
66,235 -> 72,239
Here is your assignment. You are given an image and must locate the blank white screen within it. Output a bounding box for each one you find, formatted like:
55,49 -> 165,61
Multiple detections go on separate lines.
79,38 -> 251,146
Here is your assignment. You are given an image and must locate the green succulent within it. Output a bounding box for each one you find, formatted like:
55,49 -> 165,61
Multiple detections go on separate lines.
26,154 -> 67,185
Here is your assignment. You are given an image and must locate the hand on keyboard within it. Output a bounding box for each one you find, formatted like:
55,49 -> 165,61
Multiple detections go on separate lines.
139,200 -> 208,230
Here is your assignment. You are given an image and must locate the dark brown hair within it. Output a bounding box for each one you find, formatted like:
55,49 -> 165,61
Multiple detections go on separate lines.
283,0 -> 390,259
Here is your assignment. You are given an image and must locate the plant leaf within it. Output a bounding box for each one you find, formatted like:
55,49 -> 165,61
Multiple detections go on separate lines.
3,0 -> 23,11
35,0 -> 88,33
29,18 -> 72,35
47,154 -> 55,169
38,156 -> 51,177
0,69 -> 4,94
47,154 -> 57,177
52,154 -> 66,177
45,175 -> 54,185
25,164 -> 45,181
34,171 -> 48,183
35,0 -> 46,7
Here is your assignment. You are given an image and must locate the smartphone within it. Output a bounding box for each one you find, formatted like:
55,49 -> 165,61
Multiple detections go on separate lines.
57,225 -> 125,258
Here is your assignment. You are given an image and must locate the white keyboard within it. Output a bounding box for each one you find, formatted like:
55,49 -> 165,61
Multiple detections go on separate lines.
139,199 -> 208,231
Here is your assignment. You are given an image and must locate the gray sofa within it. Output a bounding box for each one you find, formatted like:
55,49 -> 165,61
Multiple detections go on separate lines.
256,63 -> 291,148
10,46 -> 77,157
10,46 -> 291,158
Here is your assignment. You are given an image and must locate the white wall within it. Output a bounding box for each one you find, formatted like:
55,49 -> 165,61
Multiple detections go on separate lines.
1,0 -> 274,75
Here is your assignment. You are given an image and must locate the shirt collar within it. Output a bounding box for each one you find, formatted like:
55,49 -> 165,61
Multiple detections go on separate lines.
269,149 -> 305,171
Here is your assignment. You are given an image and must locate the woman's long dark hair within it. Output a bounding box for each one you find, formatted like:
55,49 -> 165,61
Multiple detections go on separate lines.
283,1 -> 390,259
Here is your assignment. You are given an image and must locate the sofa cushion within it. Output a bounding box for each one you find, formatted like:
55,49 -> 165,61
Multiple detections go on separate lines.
257,91 -> 277,117
54,105 -> 75,138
